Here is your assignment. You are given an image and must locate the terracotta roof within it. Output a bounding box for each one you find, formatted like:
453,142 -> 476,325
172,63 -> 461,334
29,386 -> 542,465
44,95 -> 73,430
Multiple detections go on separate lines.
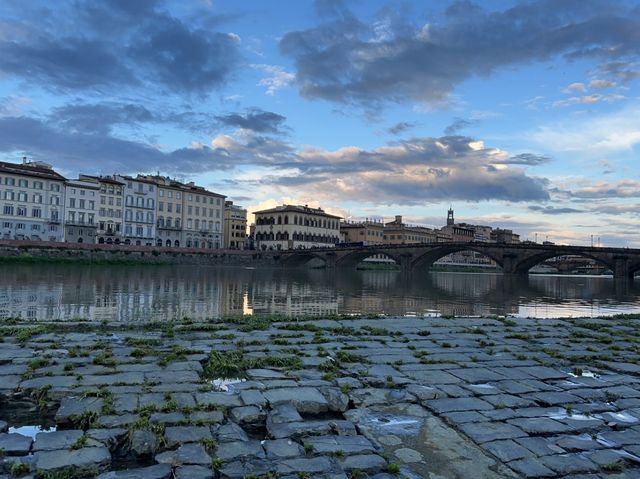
0,161 -> 66,181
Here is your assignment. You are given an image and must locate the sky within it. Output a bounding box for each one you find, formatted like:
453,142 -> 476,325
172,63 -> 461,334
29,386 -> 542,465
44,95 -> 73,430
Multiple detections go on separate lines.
0,0 -> 639,246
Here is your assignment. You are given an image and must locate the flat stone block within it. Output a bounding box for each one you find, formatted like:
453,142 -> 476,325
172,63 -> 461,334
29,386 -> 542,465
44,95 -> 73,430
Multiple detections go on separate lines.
0,433 -> 32,455
459,422 -> 527,444
426,397 -> 494,413
97,463 -> 172,479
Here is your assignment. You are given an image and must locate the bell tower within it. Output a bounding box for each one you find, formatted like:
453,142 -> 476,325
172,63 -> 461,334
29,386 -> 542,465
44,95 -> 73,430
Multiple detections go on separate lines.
447,207 -> 454,226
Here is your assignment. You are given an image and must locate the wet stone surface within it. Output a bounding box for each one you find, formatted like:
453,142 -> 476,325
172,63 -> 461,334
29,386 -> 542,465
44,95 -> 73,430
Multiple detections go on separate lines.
2,314 -> 640,477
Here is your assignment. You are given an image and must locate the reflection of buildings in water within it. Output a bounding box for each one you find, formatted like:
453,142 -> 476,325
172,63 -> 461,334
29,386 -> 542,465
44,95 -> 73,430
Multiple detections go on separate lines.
248,278 -> 339,316
1,265 -> 638,322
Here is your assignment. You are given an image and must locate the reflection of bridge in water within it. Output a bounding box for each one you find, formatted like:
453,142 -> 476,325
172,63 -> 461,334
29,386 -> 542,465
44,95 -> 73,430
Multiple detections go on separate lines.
272,242 -> 640,282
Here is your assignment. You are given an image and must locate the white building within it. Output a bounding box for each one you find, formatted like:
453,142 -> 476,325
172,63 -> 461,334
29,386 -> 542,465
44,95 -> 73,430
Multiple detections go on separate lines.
254,204 -> 341,251
116,175 -> 157,246
64,179 -> 99,243
0,160 -> 66,242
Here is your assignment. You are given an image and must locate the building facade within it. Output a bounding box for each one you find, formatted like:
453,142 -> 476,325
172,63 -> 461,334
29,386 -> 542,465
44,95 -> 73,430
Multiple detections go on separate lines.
79,175 -> 126,245
254,205 -> 341,251
383,216 -> 439,245
0,160 -> 65,242
117,176 -> 157,246
181,183 -> 225,249
139,175 -> 184,248
64,179 -> 99,243
340,219 -> 384,245
224,201 -> 247,249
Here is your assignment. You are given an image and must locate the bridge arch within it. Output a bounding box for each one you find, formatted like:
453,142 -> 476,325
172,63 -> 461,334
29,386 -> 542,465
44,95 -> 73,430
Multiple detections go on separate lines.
277,251 -> 328,268
335,249 -> 402,269
411,245 -> 504,270
514,251 -> 615,275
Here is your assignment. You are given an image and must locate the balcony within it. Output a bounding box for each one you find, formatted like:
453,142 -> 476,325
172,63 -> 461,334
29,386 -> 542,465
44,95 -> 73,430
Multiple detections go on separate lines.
47,219 -> 61,224
65,220 -> 97,227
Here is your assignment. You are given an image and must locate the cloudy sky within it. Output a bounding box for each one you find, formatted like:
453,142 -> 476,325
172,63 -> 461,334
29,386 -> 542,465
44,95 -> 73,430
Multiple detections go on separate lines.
1,0 -> 639,246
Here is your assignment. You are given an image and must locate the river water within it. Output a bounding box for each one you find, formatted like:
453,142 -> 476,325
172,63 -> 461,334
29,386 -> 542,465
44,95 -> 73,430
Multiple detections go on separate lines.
1,264 -> 639,322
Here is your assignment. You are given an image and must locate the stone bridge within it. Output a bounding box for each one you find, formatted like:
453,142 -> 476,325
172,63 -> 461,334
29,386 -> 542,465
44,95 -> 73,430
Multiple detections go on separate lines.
267,242 -> 640,282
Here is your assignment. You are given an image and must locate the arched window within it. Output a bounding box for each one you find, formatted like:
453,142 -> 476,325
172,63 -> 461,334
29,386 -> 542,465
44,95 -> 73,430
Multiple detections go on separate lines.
166,239 -> 171,247
174,240 -> 180,247
126,195 -> 133,206
284,215 -> 289,224
147,198 -> 154,209
277,216 -> 282,225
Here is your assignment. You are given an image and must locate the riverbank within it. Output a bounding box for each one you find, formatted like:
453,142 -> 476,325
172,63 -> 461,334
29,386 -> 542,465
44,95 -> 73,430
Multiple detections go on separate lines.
2,314 -> 640,478
0,240 -> 273,267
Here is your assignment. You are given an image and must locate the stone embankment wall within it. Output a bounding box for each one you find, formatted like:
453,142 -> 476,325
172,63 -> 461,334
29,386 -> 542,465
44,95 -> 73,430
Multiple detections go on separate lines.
0,239 -> 276,266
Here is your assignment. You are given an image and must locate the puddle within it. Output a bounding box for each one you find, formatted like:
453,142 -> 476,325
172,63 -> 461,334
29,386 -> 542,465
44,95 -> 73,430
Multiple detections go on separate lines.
568,370 -> 600,379
605,411 -> 639,423
358,411 -> 423,435
548,408 -> 599,421
468,383 -> 495,390
211,377 -> 245,393
9,425 -> 56,439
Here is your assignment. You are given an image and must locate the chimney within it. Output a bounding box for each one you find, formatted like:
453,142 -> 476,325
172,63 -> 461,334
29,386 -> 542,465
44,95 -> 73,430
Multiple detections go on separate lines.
395,215 -> 402,224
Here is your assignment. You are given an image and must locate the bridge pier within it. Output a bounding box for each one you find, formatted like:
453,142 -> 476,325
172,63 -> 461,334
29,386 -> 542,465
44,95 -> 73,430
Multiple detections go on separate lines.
397,254 -> 414,275
501,253 -> 527,277
613,256 -> 633,284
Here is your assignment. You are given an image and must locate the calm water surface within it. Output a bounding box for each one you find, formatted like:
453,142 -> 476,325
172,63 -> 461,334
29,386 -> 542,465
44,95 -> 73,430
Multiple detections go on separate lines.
1,264 -> 639,322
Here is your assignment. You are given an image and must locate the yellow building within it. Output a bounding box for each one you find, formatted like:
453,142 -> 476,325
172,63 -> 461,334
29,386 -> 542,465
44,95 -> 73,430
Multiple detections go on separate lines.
254,204 -> 341,251
383,215 -> 439,245
224,201 -> 247,249
340,219 -> 384,245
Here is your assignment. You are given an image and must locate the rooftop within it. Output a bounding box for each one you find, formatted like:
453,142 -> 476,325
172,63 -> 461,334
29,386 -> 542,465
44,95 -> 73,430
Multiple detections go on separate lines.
254,204 -> 342,219
0,160 -> 66,182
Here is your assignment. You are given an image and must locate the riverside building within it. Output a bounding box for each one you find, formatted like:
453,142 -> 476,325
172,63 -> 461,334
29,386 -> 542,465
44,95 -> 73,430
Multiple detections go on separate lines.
116,175 -> 157,246
138,175 -> 184,248
383,215 -> 440,245
79,175 -> 126,245
224,201 -> 247,249
340,219 -> 384,245
64,179 -> 99,243
0,160 -> 65,242
254,204 -> 341,251
181,183 -> 225,249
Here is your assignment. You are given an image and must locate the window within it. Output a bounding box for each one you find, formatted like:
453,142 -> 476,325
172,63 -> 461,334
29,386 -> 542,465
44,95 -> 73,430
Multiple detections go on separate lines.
51,196 -> 60,205
34,181 -> 43,190
168,191 -> 173,198
100,196 -> 106,205
147,198 -> 154,209
80,189 -> 85,196
3,222 -> 12,228
176,204 -> 181,213
4,191 -> 14,200
167,203 -> 172,213
5,178 -> 15,186
88,201 -> 94,209
33,194 -> 42,204
51,184 -> 60,192
69,198 -> 76,208
51,210 -> 59,221
176,192 -> 181,199
196,195 -> 200,203
3,205 -> 13,215
17,207 -> 26,216
16,223 -> 25,230
18,192 -> 27,202
18,179 -> 28,187
136,226 -> 143,236
79,199 -> 85,209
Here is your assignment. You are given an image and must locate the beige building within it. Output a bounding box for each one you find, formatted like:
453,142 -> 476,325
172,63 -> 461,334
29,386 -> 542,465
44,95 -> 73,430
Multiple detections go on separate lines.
224,201 -> 247,249
383,216 -> 439,245
64,179 -> 99,243
340,219 -> 384,245
181,183 -> 225,249
254,204 -> 341,250
79,175 -> 125,245
0,160 -> 66,242
138,175 -> 184,248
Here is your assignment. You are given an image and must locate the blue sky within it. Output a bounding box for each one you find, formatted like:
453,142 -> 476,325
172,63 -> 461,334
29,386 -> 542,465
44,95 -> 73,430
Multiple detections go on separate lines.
0,0 -> 639,246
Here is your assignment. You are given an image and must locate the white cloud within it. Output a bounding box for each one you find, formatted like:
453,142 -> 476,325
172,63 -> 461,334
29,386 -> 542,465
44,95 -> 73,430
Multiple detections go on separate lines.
250,64 -> 295,96
563,82 -> 586,93
589,78 -> 615,89
530,104 -> 640,154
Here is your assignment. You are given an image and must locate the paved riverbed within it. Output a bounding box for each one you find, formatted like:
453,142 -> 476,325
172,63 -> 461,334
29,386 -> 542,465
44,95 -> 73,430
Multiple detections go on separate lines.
1,314 -> 640,478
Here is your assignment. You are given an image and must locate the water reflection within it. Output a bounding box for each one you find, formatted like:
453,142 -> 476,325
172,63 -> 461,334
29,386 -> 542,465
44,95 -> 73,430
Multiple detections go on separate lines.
0,264 -> 639,322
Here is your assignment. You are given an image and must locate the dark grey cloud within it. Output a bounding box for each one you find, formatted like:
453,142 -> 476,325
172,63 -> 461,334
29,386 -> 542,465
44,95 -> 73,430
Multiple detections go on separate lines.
0,37 -> 135,90
495,153 -> 551,166
280,0 -> 640,108
216,109 -> 287,134
387,122 -> 415,135
0,1 -> 240,95
0,116 -> 232,175
49,103 -> 156,135
528,205 -> 584,215
444,118 -> 477,135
